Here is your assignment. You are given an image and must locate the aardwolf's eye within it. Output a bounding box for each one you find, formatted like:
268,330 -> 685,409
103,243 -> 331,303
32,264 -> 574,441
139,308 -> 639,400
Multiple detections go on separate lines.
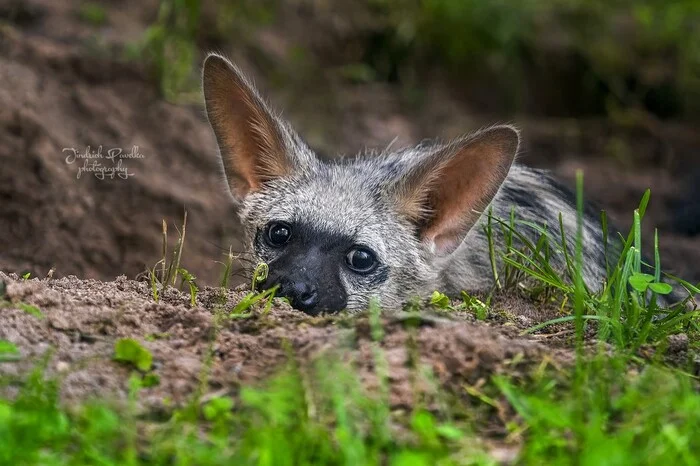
265,222 -> 292,247
345,247 -> 378,274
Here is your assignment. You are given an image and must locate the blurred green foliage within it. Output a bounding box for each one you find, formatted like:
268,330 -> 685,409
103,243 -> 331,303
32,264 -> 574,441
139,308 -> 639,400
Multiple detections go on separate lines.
128,0 -> 277,102
214,0 -> 278,35
127,0 -> 201,102
136,0 -> 699,118
78,3 -> 108,26
370,0 -> 700,117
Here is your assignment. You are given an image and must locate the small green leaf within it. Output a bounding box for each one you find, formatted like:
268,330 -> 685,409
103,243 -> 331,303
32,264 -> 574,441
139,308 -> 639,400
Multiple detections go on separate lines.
278,297 -> 291,306
203,396 -> 234,421
430,291 -> 451,309
0,402 -> 11,423
128,372 -> 143,393
114,338 -> 153,372
411,409 -> 438,444
251,262 -> 269,291
230,287 -> 277,316
390,451 -> 431,466
0,340 -> 18,354
22,272 -> 31,280
436,424 -> 463,440
629,273 -> 655,292
18,303 -> 44,319
142,373 -> 160,388
461,291 -> 488,320
0,340 -> 20,362
649,282 -> 673,295
632,273 -> 655,283
178,267 -> 199,307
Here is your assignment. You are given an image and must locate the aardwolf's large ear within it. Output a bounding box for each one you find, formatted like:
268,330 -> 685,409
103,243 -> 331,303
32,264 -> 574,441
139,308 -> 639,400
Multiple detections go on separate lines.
202,54 -> 310,202
390,126 -> 519,256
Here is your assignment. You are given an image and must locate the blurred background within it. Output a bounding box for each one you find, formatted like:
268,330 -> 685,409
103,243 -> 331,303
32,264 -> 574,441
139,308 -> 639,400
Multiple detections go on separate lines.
0,0 -> 698,286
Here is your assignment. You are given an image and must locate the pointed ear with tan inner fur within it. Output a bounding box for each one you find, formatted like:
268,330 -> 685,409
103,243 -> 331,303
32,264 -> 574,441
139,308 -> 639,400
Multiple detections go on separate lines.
391,126 -> 519,256
202,54 -> 301,202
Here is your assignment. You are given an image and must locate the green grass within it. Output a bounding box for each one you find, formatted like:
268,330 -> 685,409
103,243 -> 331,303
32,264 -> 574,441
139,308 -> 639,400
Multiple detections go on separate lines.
483,175 -> 699,351
0,352 -> 500,465
2,342 -> 700,465
485,171 -> 700,464
1,176 -> 698,464
497,359 -> 700,464
147,212 -> 201,307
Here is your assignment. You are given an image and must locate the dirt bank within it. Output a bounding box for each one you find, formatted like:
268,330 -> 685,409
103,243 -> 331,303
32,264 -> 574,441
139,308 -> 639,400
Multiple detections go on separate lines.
0,271 -> 579,414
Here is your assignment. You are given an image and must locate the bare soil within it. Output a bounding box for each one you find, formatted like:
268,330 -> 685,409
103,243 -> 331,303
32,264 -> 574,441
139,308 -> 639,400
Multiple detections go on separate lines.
0,271 -> 575,413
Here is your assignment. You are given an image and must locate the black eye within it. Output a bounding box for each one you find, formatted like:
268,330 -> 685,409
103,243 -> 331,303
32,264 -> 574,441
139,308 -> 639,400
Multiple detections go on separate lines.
265,222 -> 292,247
345,247 -> 378,274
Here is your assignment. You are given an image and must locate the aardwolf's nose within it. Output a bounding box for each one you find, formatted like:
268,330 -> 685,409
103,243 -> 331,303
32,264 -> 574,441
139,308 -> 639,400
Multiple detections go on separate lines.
281,280 -> 319,314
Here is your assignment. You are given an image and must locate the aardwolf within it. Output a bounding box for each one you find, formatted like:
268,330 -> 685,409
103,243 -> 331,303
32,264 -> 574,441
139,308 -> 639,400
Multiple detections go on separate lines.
202,54 -> 673,315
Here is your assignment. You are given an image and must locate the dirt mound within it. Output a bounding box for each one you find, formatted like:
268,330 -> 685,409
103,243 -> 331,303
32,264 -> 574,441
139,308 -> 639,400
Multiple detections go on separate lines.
0,271 -> 569,412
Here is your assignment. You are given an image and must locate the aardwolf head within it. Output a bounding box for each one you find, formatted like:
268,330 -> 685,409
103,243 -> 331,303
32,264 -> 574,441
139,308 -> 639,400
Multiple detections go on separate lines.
202,54 -> 518,314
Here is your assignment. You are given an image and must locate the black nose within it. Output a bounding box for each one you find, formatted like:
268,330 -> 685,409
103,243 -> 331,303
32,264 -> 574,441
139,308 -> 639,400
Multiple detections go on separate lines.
280,280 -> 319,314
